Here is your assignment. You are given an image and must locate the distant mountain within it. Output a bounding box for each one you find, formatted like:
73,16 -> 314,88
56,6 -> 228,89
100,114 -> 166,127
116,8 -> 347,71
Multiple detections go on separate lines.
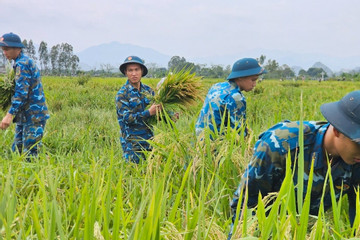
76,42 -> 360,74
189,48 -> 360,73
76,42 -> 171,71
311,62 -> 333,76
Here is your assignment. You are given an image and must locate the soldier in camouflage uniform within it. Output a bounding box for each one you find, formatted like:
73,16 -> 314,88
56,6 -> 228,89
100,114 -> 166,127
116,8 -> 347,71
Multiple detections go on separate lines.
228,90 -> 360,239
195,58 -> 266,138
115,56 -> 161,163
0,32 -> 50,159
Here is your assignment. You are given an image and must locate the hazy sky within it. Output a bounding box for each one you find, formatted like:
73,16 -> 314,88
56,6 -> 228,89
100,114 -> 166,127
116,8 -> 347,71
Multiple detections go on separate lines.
2,0 -> 360,63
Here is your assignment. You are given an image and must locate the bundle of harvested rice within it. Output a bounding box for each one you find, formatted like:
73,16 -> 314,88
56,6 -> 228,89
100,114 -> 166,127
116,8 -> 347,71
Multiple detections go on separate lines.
150,68 -> 204,114
0,63 -> 15,110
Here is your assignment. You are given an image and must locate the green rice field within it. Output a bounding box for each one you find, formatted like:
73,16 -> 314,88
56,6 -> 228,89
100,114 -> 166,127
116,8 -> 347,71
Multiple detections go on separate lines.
0,77 -> 359,239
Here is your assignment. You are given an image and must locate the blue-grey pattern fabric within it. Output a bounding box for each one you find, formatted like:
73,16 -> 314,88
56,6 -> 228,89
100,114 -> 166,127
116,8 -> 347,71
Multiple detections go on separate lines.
12,121 -> 46,157
9,52 -> 49,123
9,52 -> 49,157
115,80 -> 154,163
195,81 -> 247,137
230,120 -> 360,225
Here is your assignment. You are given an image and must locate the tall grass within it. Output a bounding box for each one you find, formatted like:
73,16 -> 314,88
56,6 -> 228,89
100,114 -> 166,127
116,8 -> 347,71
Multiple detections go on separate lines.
0,61 -> 15,110
0,78 -> 359,239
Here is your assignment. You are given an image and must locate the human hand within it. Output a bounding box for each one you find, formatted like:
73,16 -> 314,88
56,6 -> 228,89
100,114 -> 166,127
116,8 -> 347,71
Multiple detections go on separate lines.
0,113 -> 13,130
149,104 -> 162,116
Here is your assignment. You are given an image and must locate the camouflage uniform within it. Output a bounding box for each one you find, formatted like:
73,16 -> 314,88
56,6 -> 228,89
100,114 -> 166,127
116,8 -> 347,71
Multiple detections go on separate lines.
9,52 -> 50,157
230,120 -> 360,225
195,81 -> 247,137
115,80 -> 154,163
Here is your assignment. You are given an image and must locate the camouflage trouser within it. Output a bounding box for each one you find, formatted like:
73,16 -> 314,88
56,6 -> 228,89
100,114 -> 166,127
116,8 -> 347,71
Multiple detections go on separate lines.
121,139 -> 152,164
12,121 -> 46,157
123,150 -> 146,164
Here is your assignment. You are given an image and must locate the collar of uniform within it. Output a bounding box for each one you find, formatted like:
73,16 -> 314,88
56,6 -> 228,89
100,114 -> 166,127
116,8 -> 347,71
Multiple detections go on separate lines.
125,79 -> 144,92
14,51 -> 24,62
229,80 -> 240,91
228,80 -> 243,96
312,123 -> 349,172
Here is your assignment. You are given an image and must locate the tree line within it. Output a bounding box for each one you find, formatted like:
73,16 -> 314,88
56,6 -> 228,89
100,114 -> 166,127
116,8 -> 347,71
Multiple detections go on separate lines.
148,55 -> 335,80
1,45 -> 359,81
0,39 -> 79,76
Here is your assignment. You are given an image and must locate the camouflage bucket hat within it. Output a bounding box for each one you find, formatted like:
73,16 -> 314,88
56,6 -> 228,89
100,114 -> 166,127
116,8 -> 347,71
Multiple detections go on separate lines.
0,32 -> 25,48
119,56 -> 148,77
320,90 -> 360,143
227,58 -> 267,80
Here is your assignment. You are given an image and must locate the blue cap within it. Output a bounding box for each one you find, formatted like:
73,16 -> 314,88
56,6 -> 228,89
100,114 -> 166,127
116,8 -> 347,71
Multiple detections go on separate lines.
320,90 -> 360,143
227,58 -> 267,80
119,56 -> 148,77
0,32 -> 25,48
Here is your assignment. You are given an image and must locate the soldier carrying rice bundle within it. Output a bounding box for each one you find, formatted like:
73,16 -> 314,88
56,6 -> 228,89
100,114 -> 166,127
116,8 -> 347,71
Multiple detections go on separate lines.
0,32 -> 50,160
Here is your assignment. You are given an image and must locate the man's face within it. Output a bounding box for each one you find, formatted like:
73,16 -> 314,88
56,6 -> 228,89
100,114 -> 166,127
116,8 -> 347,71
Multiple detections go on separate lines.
234,75 -> 259,92
125,63 -> 143,87
1,46 -> 21,60
335,132 -> 360,165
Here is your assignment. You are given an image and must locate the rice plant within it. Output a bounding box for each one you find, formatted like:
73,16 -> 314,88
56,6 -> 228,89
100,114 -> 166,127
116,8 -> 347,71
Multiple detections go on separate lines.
150,68 -> 204,113
0,77 -> 359,239
0,61 -> 15,110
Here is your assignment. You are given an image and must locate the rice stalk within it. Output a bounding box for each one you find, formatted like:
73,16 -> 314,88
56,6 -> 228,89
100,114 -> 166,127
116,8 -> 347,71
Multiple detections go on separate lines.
149,68 -> 204,116
0,62 -> 15,110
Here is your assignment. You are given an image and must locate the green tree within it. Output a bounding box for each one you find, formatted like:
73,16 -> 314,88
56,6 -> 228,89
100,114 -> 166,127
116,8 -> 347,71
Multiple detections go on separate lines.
168,56 -> 186,71
59,43 -> 74,75
50,44 -> 60,75
196,64 -> 211,77
298,69 -> 308,79
70,55 -> 80,75
210,65 -> 226,78
50,43 -> 79,76
168,56 -> 195,72
147,63 -> 167,78
38,41 -> 49,74
257,54 -> 266,65
21,39 -> 28,54
27,40 -> 37,61
299,69 -> 307,75
265,59 -> 279,72
307,67 -> 325,78
263,59 -> 281,78
224,65 -> 231,77
280,64 -> 295,78
58,51 -> 67,74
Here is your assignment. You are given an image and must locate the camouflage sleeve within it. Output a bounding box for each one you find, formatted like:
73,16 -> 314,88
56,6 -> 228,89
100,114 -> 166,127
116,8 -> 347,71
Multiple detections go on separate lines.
209,101 -> 223,129
236,139 -> 286,209
115,93 -> 151,125
348,164 -> 360,226
224,93 -> 246,134
8,65 -> 30,116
